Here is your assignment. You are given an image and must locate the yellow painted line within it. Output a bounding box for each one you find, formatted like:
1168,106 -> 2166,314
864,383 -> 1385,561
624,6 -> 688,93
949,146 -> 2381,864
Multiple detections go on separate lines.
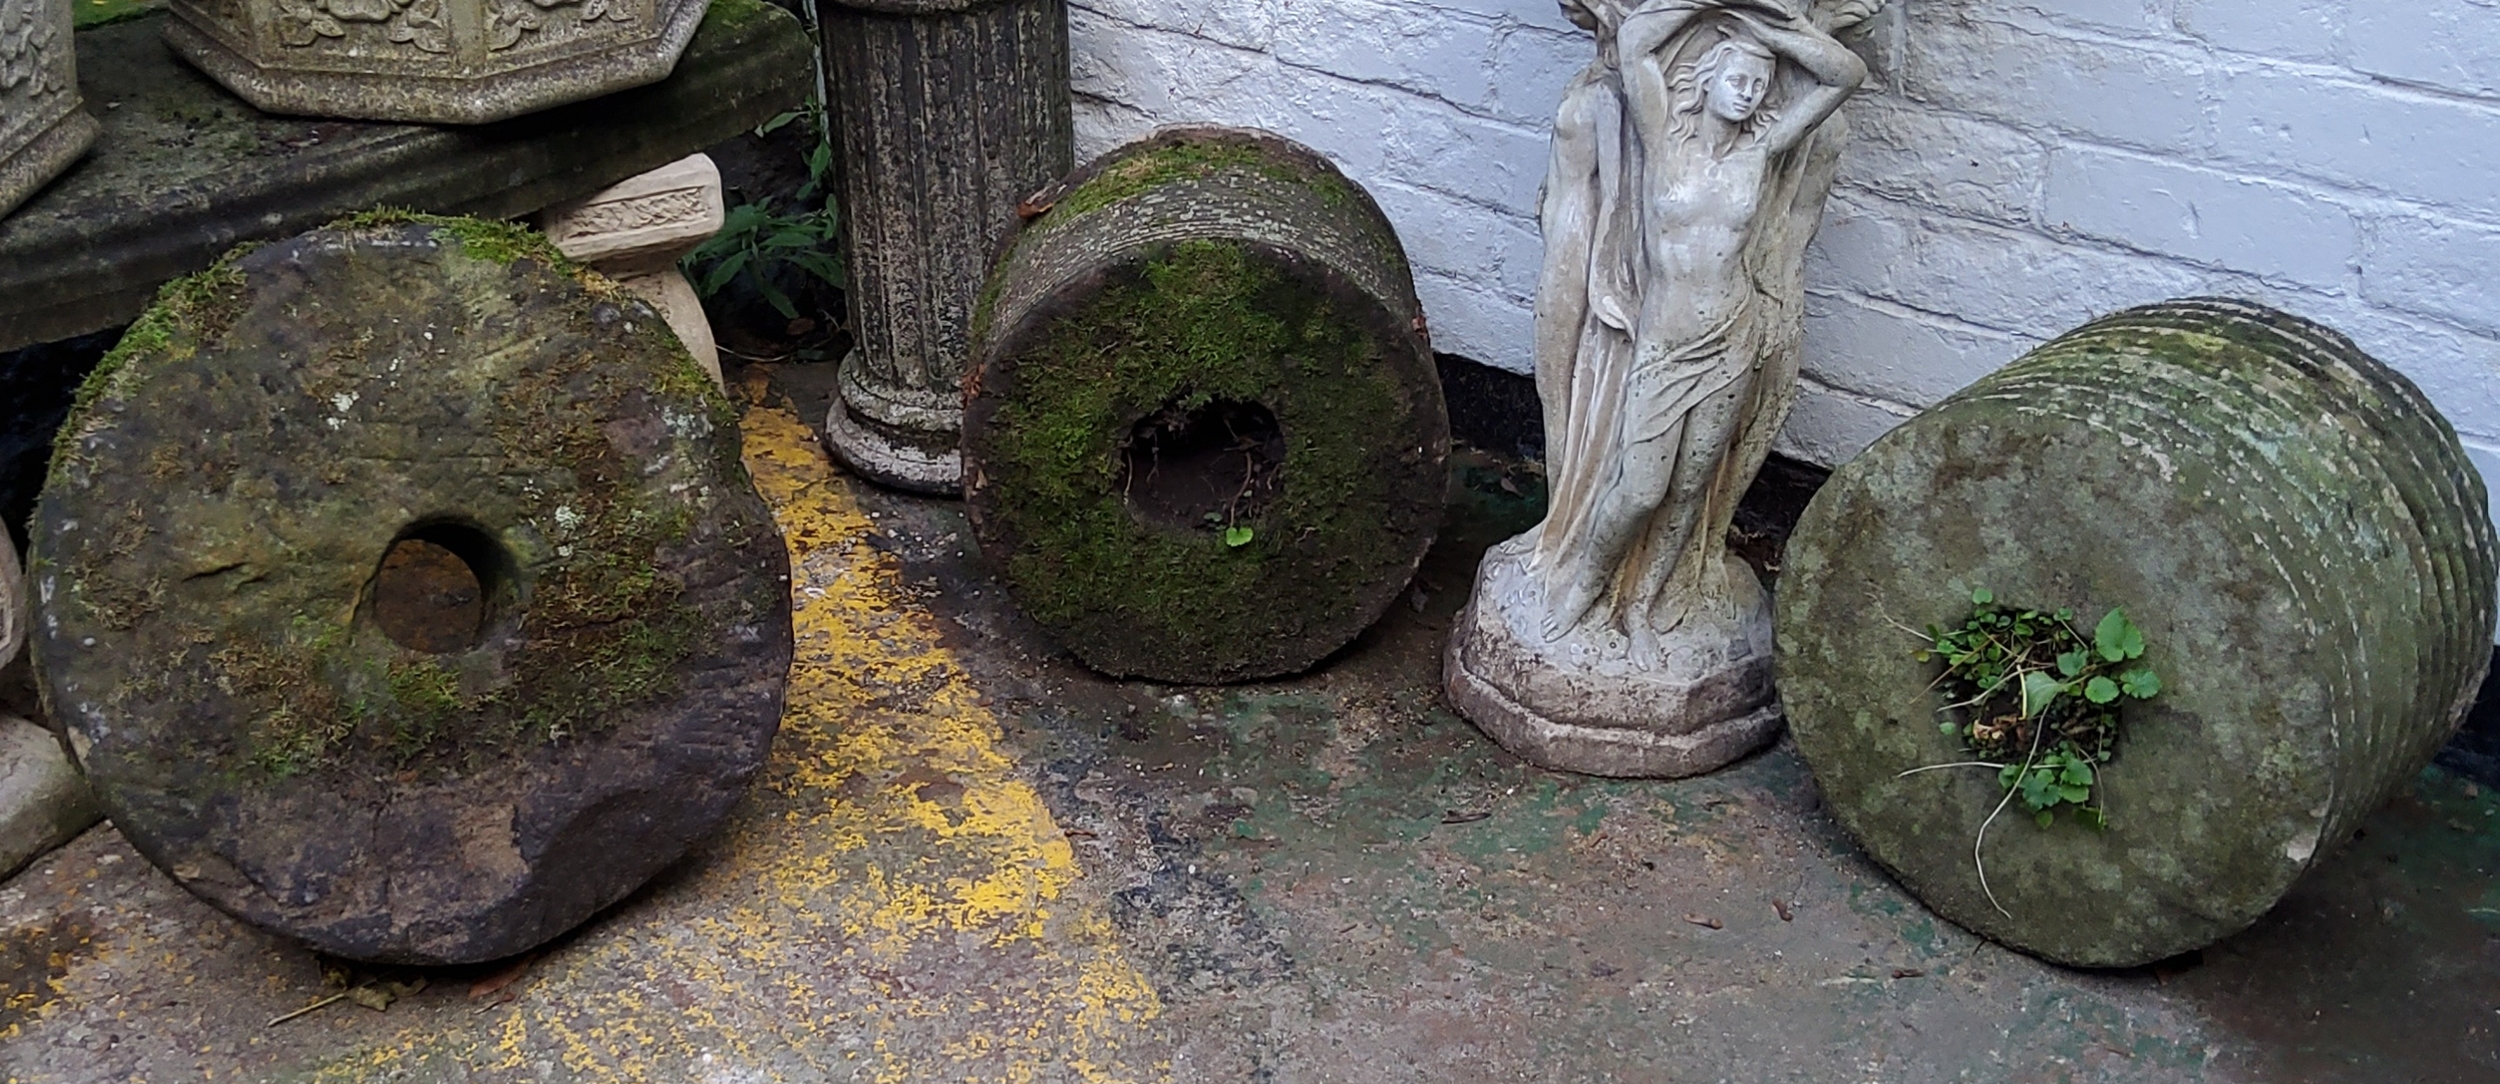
297,383 -> 1166,1081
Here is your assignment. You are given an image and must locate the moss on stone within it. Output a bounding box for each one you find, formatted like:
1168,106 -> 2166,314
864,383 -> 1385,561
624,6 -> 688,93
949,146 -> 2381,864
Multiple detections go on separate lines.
701,0 -> 782,37
65,254 -> 251,437
978,238 -> 1424,677
71,0 -> 161,30
1046,137 -> 1358,226
48,218 -> 760,783
331,209 -> 577,271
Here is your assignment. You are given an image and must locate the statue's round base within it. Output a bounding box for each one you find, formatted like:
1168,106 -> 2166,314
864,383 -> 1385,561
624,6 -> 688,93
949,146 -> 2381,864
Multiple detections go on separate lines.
1444,539 -> 1782,778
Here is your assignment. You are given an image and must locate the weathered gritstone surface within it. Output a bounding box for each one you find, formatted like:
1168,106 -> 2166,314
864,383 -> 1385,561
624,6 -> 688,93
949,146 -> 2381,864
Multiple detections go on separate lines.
2,387 -> 1167,1083
30,217 -> 791,965
1777,297 -> 2500,967
965,127 -> 1447,684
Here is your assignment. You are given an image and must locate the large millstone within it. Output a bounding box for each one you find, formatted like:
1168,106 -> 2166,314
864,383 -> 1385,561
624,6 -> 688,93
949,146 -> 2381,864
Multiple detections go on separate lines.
964,127 -> 1448,683
29,216 -> 792,965
1776,298 -> 2498,967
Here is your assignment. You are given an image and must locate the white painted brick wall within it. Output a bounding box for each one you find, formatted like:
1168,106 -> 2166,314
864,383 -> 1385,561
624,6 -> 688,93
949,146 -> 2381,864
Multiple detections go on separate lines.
1069,0 -> 2500,618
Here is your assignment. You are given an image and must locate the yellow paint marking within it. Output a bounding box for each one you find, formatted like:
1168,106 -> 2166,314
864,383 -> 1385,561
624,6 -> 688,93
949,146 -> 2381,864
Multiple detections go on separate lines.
293,383 -> 1166,1082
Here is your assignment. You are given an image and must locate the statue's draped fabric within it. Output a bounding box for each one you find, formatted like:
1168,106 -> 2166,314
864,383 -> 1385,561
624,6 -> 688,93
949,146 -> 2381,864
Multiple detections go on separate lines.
1526,0 -> 1859,646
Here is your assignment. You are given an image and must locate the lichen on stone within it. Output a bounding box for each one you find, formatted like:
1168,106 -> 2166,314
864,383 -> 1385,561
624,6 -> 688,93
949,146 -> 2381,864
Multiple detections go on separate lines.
41,216 -> 763,783
330,208 -> 579,272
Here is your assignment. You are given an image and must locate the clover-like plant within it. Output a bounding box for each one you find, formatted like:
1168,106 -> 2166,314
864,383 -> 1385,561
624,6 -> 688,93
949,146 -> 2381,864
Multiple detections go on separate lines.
1901,588 -> 2162,913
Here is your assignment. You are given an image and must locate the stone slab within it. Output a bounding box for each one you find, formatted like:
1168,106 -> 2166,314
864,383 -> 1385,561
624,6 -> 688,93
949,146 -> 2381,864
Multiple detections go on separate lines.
540,153 -> 726,275
0,715 -> 101,880
0,0 -> 809,354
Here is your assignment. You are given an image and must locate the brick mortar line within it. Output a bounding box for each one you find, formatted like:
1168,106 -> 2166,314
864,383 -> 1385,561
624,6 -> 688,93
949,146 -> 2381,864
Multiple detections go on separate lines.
1948,7 -> 2500,115
1815,185 -> 2500,344
1068,5 -> 1563,138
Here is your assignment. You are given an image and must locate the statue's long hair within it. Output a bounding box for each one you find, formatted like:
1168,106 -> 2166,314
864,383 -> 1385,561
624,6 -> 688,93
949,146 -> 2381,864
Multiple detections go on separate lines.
1665,33 -> 1783,149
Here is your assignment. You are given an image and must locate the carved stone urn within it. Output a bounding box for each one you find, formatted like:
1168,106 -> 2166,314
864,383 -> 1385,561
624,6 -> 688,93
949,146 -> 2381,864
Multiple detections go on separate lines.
163,0 -> 711,123
0,0 -> 101,218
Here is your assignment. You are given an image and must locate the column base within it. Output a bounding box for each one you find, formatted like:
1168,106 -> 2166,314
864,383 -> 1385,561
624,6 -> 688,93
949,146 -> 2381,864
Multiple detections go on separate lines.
824,349 -> 962,495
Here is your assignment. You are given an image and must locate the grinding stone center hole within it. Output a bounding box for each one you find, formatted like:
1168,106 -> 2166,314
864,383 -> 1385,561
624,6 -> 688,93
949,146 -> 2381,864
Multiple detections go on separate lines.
1118,398 -> 1286,532
369,522 -> 509,654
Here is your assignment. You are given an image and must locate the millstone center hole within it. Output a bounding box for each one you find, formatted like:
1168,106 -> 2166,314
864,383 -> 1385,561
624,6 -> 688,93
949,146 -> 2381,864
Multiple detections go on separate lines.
369,521 -> 510,654
1118,398 -> 1286,532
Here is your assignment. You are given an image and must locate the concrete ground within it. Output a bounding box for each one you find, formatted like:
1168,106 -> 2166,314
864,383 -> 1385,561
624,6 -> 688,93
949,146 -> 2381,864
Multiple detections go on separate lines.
3,372 -> 2497,1083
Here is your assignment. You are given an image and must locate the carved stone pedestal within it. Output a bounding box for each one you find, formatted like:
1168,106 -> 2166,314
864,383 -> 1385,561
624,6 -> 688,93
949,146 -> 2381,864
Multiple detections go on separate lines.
0,0 -> 100,219
163,0 -> 713,123
823,0 -> 1071,493
1447,539 -> 1780,778
541,153 -> 727,389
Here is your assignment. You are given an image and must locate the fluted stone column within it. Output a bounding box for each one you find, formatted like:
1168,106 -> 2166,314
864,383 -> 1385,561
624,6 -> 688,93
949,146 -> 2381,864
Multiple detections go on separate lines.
823,0 -> 1071,493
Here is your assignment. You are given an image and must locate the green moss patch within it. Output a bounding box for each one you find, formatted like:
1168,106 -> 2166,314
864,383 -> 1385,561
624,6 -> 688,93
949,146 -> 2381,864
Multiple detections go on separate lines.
39,217 -> 761,783
1048,138 -> 1356,224
62,255 -> 251,451
331,209 -> 578,271
71,0 -> 159,29
974,238 -> 1439,680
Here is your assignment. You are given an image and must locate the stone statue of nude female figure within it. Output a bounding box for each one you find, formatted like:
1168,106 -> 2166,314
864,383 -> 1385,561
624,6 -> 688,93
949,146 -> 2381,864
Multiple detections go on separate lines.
1447,0 -> 1870,777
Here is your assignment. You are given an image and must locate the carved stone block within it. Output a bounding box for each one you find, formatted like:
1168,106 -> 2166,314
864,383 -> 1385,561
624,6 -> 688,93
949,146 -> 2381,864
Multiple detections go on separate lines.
162,0 -> 713,123
0,0 -> 100,218
541,153 -> 725,387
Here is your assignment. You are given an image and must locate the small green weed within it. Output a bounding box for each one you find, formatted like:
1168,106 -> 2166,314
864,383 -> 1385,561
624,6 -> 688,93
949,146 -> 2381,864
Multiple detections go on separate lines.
681,0 -> 844,327
682,114 -> 845,323
1899,587 -> 2162,913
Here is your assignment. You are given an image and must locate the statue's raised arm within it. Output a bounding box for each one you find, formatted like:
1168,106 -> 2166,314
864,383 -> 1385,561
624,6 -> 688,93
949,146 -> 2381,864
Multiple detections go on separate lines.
1613,0 -> 1710,135
1725,5 -> 1866,156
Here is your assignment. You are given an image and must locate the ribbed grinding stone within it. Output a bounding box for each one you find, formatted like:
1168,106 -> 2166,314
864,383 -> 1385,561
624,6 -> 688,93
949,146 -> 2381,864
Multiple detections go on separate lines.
1774,298 -> 2497,967
29,216 -> 793,965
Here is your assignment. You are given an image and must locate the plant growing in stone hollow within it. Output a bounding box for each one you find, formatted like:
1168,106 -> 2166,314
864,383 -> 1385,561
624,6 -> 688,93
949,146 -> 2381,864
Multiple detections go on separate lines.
1897,588 -> 2161,912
